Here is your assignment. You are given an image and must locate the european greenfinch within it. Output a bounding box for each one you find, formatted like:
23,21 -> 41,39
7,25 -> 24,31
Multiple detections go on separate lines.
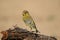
22,10 -> 39,33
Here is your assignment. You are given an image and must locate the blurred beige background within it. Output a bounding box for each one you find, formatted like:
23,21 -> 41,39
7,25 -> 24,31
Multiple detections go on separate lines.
0,0 -> 60,40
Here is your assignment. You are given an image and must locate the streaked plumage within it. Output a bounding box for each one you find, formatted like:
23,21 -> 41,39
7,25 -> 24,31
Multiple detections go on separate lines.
22,10 -> 39,33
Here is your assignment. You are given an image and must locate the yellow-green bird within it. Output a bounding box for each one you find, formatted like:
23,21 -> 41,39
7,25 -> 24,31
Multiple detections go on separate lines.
22,10 -> 39,33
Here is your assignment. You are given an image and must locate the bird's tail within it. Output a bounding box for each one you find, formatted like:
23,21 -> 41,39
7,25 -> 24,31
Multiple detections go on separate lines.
36,29 -> 40,33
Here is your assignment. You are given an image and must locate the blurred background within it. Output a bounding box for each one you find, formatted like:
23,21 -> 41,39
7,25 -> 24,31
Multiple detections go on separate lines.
0,0 -> 60,40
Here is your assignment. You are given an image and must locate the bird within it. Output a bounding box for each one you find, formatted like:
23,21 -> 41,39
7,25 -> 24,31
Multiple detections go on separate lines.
22,10 -> 39,33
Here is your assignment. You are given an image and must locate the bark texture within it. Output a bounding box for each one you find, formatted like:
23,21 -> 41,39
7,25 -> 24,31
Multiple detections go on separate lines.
1,26 -> 57,40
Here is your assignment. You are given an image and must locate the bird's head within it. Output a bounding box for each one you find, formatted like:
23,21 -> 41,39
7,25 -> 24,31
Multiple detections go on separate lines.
22,10 -> 30,17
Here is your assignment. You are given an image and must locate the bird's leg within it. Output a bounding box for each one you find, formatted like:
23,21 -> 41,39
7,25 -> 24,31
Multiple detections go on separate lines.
30,26 -> 35,32
30,26 -> 34,32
